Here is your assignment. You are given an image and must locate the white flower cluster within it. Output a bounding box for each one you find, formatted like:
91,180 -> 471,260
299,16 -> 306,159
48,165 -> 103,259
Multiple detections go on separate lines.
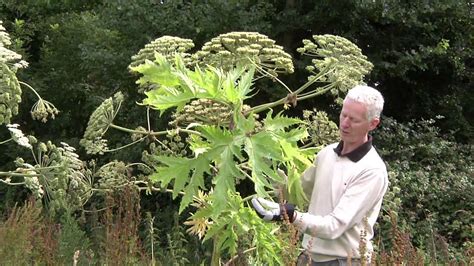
297,35 -> 374,102
6,123 -> 32,148
24,174 -> 44,199
194,32 -> 294,76
129,36 -> 195,71
16,162 -> 44,199
0,21 -> 28,70
0,21 -> 26,125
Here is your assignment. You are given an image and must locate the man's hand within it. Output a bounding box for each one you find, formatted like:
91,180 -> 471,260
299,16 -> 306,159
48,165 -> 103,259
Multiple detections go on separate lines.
250,197 -> 295,222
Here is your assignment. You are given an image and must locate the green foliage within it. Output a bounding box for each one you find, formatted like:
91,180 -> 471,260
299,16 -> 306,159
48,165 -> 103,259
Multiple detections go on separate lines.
354,0 -> 474,141
1,1 -> 472,263
105,31 -> 373,262
57,212 -> 91,265
159,214 -> 192,266
138,55 -> 314,210
374,117 -> 473,260
199,192 -> 285,265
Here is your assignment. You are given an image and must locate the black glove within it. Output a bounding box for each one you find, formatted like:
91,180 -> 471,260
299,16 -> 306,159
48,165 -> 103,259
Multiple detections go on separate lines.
250,197 -> 295,222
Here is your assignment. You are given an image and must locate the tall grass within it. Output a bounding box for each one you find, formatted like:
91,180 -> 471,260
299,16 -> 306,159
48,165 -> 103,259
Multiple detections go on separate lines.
0,197 -> 471,265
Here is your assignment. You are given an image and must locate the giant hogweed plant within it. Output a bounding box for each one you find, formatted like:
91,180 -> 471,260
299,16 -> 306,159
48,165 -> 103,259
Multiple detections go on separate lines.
77,32 -> 371,264
1,27 -> 371,264
0,21 -> 90,218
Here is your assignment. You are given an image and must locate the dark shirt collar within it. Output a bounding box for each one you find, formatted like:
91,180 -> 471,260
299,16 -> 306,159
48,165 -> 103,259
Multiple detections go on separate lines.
333,136 -> 373,162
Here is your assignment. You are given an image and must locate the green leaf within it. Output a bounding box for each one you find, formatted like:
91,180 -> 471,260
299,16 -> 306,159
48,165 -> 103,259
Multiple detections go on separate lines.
245,131 -> 283,196
180,156 -> 209,213
212,147 -> 239,216
236,67 -> 255,100
143,88 -> 194,113
221,66 -> 254,104
149,156 -> 190,189
262,111 -> 302,132
188,66 -> 222,98
131,55 -> 180,87
149,155 -> 210,212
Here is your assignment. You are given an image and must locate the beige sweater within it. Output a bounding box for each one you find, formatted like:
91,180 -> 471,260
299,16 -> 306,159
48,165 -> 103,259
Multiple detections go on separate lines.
293,141 -> 388,261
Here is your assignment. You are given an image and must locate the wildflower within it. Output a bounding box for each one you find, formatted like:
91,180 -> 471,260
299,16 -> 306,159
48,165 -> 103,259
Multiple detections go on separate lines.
6,123 -> 32,148
24,173 -> 44,199
80,92 -> 123,154
129,36 -> 195,71
184,216 -> 212,240
297,34 -> 373,99
193,32 -> 294,77
31,98 -> 59,122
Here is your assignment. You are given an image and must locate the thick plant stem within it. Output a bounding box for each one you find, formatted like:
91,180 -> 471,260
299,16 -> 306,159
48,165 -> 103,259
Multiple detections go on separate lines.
248,64 -> 335,115
211,236 -> 221,266
109,123 -> 202,136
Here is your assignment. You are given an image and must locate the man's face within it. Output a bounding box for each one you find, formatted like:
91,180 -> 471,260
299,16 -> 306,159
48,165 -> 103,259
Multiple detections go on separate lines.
339,99 -> 379,145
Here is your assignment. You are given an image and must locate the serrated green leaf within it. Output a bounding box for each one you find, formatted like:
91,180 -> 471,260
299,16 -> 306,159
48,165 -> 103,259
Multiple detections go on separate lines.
236,67 -> 255,100
279,126 -> 309,142
234,110 -> 255,134
190,66 -> 222,98
279,139 -> 312,167
263,111 -> 302,132
143,89 -> 194,113
149,155 -> 212,212
245,132 -> 283,196
131,56 -> 180,87
180,156 -> 210,213
286,167 -> 307,206
212,148 -> 239,216
204,218 -> 227,242
149,156 -> 190,192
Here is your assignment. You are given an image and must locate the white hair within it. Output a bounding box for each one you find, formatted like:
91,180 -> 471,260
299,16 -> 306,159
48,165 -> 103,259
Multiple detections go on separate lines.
344,85 -> 384,121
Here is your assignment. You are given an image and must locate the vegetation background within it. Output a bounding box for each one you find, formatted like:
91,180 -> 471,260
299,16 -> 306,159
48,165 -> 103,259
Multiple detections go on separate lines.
0,0 -> 472,265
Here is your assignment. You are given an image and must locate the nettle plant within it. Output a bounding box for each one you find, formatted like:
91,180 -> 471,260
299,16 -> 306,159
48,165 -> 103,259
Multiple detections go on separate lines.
78,32 -> 371,264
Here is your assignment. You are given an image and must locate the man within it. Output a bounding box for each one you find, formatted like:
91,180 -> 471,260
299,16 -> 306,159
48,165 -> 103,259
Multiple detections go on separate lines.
251,85 -> 388,265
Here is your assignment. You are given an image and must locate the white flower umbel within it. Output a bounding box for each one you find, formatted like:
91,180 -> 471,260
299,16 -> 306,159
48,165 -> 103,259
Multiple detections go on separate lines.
6,123 -> 32,148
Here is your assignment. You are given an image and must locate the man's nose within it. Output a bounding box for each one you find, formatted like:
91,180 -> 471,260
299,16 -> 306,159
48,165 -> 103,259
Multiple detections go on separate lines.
341,117 -> 350,128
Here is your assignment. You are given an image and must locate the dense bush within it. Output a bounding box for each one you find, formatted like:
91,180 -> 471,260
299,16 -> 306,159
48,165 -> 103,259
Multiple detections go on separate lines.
374,117 -> 473,263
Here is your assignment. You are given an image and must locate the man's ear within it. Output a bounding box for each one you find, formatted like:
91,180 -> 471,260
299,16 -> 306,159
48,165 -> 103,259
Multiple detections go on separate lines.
369,117 -> 380,131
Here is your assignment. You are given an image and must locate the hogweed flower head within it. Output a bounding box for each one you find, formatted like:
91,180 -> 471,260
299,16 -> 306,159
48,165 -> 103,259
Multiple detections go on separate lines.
297,34 -> 373,102
129,36 -> 195,71
31,98 -> 59,122
7,123 -> 32,148
0,63 -> 22,125
94,160 -> 129,189
24,174 -> 44,199
80,92 -> 124,154
0,21 -> 12,47
193,32 -> 294,78
0,21 -> 29,125
302,109 -> 339,147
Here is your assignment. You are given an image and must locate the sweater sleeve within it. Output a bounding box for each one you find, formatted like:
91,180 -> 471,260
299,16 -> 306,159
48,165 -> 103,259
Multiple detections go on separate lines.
293,168 -> 387,239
